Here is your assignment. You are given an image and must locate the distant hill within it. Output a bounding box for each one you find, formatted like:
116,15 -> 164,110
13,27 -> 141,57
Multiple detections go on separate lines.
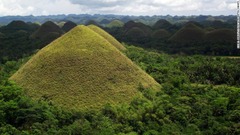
205,28 -> 236,42
0,20 -> 32,33
123,21 -> 152,42
184,21 -> 203,28
62,21 -> 77,32
88,25 -> 126,51
210,20 -> 226,28
10,25 -> 160,110
85,20 -> 99,26
169,23 -> 205,43
125,27 -> 149,42
124,21 -> 151,33
100,19 -> 111,25
153,19 -> 172,29
6,20 -> 30,30
106,20 -> 124,28
30,21 -> 64,40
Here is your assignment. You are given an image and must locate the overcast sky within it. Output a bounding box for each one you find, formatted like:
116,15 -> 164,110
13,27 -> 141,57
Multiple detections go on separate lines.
0,0 -> 237,16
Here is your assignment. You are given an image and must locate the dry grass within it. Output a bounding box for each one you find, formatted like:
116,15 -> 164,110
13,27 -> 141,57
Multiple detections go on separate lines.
10,25 -> 160,111
88,25 -> 126,51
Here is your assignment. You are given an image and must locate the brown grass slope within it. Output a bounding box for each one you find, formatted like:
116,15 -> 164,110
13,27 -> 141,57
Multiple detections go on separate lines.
88,25 -> 126,51
31,21 -> 64,40
10,25 -> 160,111
169,23 -> 205,43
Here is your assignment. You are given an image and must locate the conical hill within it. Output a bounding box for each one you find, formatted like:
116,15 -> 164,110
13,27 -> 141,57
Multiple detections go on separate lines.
31,21 -> 64,40
88,25 -> 126,51
10,25 -> 160,110
169,23 -> 205,43
205,28 -> 235,42
62,21 -> 77,32
153,19 -> 172,29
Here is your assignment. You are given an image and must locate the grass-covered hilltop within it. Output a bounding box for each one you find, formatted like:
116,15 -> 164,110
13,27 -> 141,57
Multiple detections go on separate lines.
10,25 -> 160,110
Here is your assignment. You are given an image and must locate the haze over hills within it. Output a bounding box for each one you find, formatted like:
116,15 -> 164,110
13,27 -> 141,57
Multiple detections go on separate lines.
10,25 -> 160,110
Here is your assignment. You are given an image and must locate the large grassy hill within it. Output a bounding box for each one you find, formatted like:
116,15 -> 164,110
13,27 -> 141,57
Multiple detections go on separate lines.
10,25 -> 160,111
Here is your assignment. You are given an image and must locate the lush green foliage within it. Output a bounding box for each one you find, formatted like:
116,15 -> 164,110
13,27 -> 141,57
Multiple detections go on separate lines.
0,21 -> 57,63
125,46 -> 240,86
0,45 -> 239,134
1,62 -> 240,134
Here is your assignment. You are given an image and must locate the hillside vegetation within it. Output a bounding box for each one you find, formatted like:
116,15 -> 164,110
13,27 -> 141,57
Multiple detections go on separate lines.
10,25 -> 159,110
1,45 -> 239,134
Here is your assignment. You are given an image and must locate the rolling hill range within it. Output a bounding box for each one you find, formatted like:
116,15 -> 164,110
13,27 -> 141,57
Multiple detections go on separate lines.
10,25 -> 160,110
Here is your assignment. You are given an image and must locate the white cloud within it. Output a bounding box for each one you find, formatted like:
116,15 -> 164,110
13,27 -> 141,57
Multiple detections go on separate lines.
0,0 -> 237,16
